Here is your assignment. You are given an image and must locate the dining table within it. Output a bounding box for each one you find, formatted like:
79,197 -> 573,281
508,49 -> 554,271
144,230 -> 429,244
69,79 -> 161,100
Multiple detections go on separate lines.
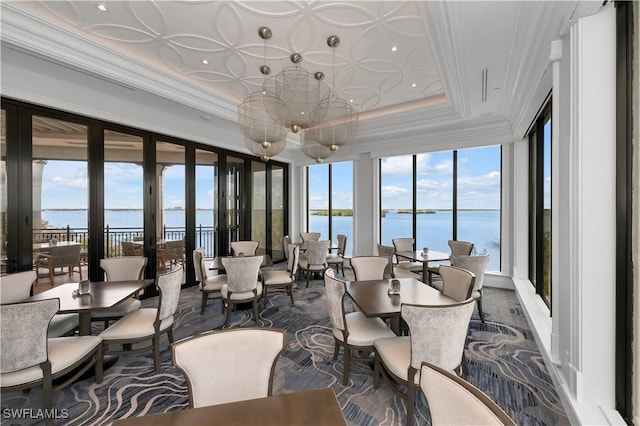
347,277 -> 457,334
110,388 -> 346,426
26,279 -> 154,335
395,249 -> 450,277
32,240 -> 81,252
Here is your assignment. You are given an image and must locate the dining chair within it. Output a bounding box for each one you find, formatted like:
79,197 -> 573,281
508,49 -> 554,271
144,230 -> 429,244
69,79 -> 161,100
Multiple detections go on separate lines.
220,255 -> 263,327
449,254 -> 490,323
376,244 -> 421,280
193,248 -> 227,315
99,266 -> 183,372
262,244 -> 299,308
230,240 -> 259,256
92,256 -> 148,327
0,271 -> 79,338
374,298 -> 476,426
299,232 -> 321,251
438,265 -> 476,302
298,239 -> 330,288
162,240 -> 185,270
121,241 -> 143,256
172,327 -> 287,408
1,299 -> 103,412
325,269 -> 395,385
419,361 -> 516,425
282,235 -> 292,259
35,243 -> 83,284
326,234 -> 347,277
391,238 -> 422,274
350,256 -> 388,281
427,239 -> 475,284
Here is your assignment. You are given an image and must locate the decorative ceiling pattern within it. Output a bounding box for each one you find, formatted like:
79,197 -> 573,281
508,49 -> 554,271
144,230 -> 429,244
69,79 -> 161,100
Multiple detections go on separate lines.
10,0 -> 445,114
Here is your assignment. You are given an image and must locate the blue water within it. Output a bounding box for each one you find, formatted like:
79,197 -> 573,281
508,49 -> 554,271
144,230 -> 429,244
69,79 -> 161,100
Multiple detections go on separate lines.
42,209 -> 501,270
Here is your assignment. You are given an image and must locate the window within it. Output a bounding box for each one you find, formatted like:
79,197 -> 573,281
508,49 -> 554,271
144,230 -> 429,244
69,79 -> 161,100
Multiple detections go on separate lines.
380,147 -> 502,271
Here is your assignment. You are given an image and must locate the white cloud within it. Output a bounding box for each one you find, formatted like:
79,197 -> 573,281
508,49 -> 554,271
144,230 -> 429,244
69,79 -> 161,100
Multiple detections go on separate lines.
457,171 -> 500,188
51,176 -> 87,189
381,155 -> 414,176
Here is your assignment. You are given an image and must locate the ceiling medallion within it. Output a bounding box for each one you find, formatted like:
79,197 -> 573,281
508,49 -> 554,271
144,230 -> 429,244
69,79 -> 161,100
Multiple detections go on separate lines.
237,27 -> 358,162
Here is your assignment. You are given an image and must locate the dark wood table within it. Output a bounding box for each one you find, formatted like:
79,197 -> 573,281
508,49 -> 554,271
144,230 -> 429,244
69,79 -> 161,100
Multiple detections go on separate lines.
208,254 -> 273,271
395,249 -> 450,263
110,388 -> 346,426
27,279 -> 154,335
347,277 -> 456,334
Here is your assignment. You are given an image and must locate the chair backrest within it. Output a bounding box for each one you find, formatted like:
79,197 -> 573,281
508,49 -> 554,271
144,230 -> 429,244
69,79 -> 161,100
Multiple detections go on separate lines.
420,361 -> 516,425
164,240 -> 185,260
230,241 -> 259,256
286,244 -> 300,276
350,256 -> 388,281
121,241 -> 142,256
300,232 -> 321,242
438,265 -> 476,302
221,256 -> 262,293
402,299 -> 475,371
305,240 -> 330,265
448,240 -> 474,256
392,237 -> 415,252
155,266 -> 183,327
450,255 -> 490,293
100,256 -> 147,281
1,298 -> 58,373
0,271 -> 37,303
376,244 -> 396,279
192,248 -> 205,283
324,269 -> 347,332
282,236 -> 292,259
172,327 -> 287,408
336,234 -> 347,256
48,244 -> 81,267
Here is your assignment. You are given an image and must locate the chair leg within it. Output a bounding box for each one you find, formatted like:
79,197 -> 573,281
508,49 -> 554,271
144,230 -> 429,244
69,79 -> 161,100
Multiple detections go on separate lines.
305,269 -> 310,288
262,286 -> 268,309
477,292 -> 485,323
167,328 -> 174,344
342,346 -> 350,386
252,300 -> 259,324
332,338 -> 340,361
373,353 -> 381,389
95,345 -> 104,384
153,336 -> 160,372
200,292 -> 207,315
406,368 -> 417,426
41,361 -> 53,411
224,300 -> 232,327
288,283 -> 294,304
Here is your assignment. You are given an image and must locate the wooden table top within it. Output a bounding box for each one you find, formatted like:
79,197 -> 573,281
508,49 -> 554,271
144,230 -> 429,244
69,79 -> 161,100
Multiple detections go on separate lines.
26,279 -> 154,314
111,388 -> 346,426
347,277 -> 457,318
209,254 -> 273,271
395,250 -> 450,262
33,241 -> 81,251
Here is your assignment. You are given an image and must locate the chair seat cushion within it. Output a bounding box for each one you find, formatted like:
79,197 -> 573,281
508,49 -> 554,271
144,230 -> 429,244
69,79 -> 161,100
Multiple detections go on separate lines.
431,280 -> 444,291
333,312 -> 395,346
298,259 -> 327,271
393,268 -> 421,280
374,336 -> 419,384
262,270 -> 293,286
326,254 -> 344,265
395,262 -> 423,272
471,290 -> 481,299
100,308 -> 170,340
1,336 -> 101,387
48,313 -> 79,338
201,274 -> 227,291
91,297 -> 141,319
221,283 -> 263,301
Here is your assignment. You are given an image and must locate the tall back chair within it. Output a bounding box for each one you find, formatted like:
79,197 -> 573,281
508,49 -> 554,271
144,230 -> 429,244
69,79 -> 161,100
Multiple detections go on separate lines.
450,254 -> 490,322
391,237 -> 414,259
376,244 -> 396,279
324,269 -> 395,385
35,244 -> 82,284
122,241 -> 143,256
427,240 -> 475,284
327,234 -> 347,276
100,266 -> 183,371
161,240 -> 185,270
391,238 -> 422,274
299,232 -> 321,251
230,240 -> 259,256
374,299 -> 476,426
1,299 -> 103,411
262,244 -> 299,307
298,239 -> 330,288
438,265 -> 476,302
193,248 -> 226,315
220,256 -> 263,327
0,270 -> 36,303
282,235 -> 292,259
350,256 -> 389,281
420,361 -> 516,425
172,327 -> 286,408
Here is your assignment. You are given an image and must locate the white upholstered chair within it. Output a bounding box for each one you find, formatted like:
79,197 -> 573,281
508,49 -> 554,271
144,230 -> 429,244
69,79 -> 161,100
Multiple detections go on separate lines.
0,271 -> 79,338
230,240 -> 259,256
427,239 -> 475,284
1,299 -> 103,411
326,234 -> 347,276
376,244 -> 421,280
450,254 -> 490,323
299,232 -> 321,251
262,244 -> 299,308
220,255 -> 263,327
350,256 -> 388,281
298,239 -> 330,288
172,327 -> 286,408
325,269 -> 395,385
438,265 -> 476,302
100,266 -> 183,372
392,238 -> 423,274
282,235 -> 292,259
420,361 -> 516,425
193,248 -> 226,315
92,256 -> 147,327
374,299 -> 476,426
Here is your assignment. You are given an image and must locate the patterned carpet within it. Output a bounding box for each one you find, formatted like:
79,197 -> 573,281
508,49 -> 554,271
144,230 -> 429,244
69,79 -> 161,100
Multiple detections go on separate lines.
1,269 -> 569,426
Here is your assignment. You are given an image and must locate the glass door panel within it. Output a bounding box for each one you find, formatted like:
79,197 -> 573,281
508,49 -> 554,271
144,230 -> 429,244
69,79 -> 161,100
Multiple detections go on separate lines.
225,156 -> 244,254
251,161 -> 266,255
542,118 -> 552,304
271,164 -> 285,262
330,161 -> 353,256
32,116 -> 88,285
380,155 -> 413,246
104,130 -> 144,258
308,164 -> 329,240
0,110 -> 6,273
195,149 -> 218,257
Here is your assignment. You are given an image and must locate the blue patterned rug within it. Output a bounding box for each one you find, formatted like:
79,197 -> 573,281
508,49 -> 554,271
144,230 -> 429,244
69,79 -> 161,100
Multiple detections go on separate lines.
1,271 -> 569,425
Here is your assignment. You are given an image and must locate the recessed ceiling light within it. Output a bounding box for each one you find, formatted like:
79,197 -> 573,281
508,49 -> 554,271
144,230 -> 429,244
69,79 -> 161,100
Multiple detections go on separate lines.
349,99 -> 354,103
96,4 -> 108,12
201,59 -> 209,65
411,83 -> 417,88
391,46 -> 398,52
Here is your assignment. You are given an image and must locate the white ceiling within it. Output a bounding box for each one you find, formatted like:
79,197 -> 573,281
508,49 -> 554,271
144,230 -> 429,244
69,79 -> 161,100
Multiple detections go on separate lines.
1,0 -> 582,162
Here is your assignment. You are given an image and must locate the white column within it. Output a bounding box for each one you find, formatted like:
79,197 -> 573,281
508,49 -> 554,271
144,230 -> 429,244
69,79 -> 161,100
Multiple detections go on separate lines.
353,153 -> 376,256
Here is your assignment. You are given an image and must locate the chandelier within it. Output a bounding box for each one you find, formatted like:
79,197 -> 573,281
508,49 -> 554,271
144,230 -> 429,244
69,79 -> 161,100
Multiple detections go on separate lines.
238,27 -> 359,162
